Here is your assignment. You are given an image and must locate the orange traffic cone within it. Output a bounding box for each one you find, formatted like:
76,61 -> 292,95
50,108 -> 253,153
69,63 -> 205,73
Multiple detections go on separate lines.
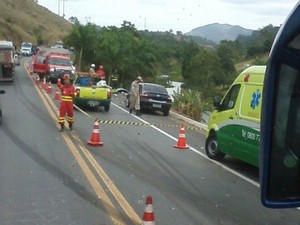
35,76 -> 40,86
42,78 -> 46,90
57,78 -> 62,87
87,119 -> 103,146
54,89 -> 60,100
174,122 -> 189,149
142,196 -> 155,225
47,81 -> 52,94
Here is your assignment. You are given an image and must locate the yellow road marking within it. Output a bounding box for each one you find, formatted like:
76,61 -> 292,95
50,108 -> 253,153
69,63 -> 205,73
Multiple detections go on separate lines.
71,132 -> 142,224
25,65 -> 135,225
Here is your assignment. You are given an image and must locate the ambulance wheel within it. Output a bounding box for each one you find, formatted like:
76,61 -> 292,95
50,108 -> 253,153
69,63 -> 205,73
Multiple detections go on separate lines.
205,134 -> 225,161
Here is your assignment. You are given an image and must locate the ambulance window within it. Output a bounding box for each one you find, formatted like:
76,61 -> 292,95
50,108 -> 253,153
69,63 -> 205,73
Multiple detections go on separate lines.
221,84 -> 240,110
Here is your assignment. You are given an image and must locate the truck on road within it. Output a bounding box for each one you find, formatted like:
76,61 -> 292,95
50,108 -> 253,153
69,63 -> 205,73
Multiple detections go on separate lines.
73,73 -> 112,111
0,40 -> 15,82
33,50 -> 75,83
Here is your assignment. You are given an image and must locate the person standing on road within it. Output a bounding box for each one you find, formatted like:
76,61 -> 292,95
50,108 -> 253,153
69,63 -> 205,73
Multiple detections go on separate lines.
58,74 -> 76,131
89,64 -> 96,74
129,76 -> 142,116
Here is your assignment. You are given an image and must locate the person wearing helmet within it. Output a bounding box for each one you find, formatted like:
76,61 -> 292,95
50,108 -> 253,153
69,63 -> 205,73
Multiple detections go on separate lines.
89,64 -> 96,74
96,65 -> 106,79
58,74 -> 76,131
129,76 -> 143,116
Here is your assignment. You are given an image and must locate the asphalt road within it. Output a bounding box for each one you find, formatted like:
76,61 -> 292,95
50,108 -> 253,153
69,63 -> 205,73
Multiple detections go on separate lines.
0,57 -> 299,225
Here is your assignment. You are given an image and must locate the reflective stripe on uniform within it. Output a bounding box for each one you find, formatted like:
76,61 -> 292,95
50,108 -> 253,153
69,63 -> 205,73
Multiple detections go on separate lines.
61,96 -> 73,102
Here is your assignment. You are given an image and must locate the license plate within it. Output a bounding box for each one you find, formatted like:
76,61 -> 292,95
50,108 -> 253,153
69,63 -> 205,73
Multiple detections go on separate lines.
153,103 -> 161,108
88,101 -> 99,106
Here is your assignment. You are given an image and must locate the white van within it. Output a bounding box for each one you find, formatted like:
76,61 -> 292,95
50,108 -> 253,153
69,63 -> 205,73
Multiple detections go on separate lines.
20,42 -> 32,56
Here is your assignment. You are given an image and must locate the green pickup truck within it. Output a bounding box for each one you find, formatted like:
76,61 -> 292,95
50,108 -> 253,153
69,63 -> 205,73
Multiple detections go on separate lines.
73,74 -> 112,111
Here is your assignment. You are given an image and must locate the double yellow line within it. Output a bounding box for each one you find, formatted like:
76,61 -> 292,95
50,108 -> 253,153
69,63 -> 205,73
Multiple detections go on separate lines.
24,64 -> 142,225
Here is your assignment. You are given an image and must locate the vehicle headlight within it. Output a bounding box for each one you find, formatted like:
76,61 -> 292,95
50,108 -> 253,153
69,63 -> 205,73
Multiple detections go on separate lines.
71,70 -> 75,74
50,68 -> 55,72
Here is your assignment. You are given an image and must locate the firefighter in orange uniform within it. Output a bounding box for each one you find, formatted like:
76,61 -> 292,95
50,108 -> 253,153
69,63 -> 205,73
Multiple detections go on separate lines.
58,74 -> 76,131
96,65 -> 106,79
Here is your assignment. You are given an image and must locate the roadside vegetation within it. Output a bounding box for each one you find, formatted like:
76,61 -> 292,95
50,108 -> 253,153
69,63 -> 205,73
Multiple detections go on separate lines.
64,21 -> 277,120
0,0 -> 277,121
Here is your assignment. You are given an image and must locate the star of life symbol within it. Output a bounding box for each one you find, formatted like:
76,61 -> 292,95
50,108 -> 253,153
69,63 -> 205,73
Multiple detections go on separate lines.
251,89 -> 261,109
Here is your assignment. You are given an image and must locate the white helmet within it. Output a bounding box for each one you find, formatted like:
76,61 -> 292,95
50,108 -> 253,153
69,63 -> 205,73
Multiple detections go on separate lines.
91,64 -> 95,67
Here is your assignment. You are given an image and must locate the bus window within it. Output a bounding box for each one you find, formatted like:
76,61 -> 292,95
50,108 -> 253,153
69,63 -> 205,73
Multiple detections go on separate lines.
260,2 -> 300,208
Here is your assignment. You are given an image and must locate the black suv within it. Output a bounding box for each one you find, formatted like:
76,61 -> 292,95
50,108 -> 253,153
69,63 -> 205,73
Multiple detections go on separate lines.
127,82 -> 172,116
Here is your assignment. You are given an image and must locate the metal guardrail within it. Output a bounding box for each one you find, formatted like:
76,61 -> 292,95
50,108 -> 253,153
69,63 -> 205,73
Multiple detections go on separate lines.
170,110 -> 208,131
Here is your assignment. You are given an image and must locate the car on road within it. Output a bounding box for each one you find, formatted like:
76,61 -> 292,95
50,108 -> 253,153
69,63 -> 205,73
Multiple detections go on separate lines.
0,90 -> 5,124
126,82 -> 172,116
73,74 -> 112,111
33,51 -> 75,82
20,42 -> 32,56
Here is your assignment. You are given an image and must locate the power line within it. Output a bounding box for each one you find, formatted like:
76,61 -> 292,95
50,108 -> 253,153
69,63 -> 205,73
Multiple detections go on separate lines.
58,0 -> 60,15
58,0 -> 67,17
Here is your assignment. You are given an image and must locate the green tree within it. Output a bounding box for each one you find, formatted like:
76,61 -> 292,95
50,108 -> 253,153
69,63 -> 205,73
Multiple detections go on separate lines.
217,43 -> 236,88
95,26 -> 124,85
183,47 -> 222,92
68,16 -> 80,25
181,41 -> 201,81
63,23 -> 98,71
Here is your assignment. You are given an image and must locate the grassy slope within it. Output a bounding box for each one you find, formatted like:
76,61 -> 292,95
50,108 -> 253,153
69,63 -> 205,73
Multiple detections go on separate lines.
0,0 -> 72,47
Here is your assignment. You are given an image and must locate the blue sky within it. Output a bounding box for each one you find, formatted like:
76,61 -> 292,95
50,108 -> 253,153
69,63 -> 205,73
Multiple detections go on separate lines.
38,0 -> 299,32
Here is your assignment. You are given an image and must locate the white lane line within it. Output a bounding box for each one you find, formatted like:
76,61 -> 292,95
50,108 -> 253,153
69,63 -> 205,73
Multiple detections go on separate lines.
112,102 -> 260,188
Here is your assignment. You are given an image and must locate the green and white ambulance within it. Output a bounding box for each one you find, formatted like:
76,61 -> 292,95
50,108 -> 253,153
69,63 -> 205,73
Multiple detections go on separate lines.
205,65 -> 266,167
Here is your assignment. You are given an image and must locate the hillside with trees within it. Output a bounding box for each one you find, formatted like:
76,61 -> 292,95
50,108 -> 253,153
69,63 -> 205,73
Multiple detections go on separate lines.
0,0 -> 279,120
0,0 -> 72,47
64,22 -> 279,89
63,22 -> 279,119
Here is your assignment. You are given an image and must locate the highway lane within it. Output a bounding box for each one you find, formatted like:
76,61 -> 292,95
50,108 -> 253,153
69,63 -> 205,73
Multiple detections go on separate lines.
94,97 -> 300,225
0,59 -> 137,225
66,78 -> 300,223
0,56 -> 300,224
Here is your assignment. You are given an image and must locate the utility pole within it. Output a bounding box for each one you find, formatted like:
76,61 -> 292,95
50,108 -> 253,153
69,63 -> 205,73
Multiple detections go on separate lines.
61,0 -> 67,18
58,0 -> 60,16
58,0 -> 67,17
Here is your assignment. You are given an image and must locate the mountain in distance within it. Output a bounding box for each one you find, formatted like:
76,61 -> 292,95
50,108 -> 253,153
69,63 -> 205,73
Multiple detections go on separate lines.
185,23 -> 253,44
